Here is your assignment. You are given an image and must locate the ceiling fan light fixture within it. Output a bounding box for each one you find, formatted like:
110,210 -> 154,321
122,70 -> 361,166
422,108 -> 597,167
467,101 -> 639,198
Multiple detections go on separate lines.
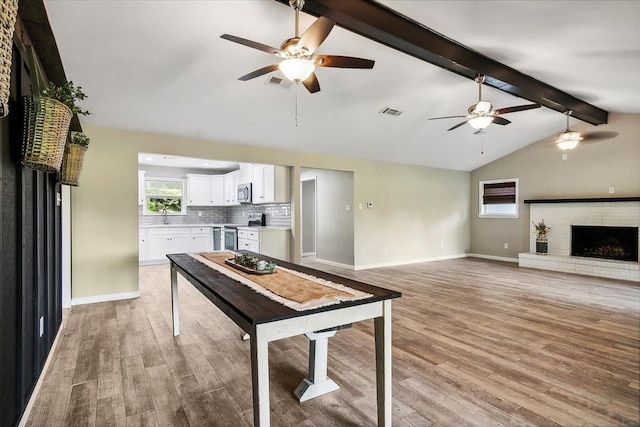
555,130 -> 583,150
279,58 -> 315,82
468,115 -> 494,130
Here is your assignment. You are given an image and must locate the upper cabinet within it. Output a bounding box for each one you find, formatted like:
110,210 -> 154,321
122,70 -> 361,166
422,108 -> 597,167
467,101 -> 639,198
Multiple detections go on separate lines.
223,170 -> 239,205
186,174 -> 224,206
138,170 -> 146,206
251,164 -> 290,204
238,163 -> 252,184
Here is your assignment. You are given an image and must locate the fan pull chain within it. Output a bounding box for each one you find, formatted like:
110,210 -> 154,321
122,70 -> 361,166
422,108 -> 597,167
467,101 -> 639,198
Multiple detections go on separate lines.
295,83 -> 299,127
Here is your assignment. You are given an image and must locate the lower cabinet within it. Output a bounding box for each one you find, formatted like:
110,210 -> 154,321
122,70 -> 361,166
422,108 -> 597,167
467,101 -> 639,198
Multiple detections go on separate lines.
238,227 -> 290,261
190,227 -> 213,252
141,226 -> 212,263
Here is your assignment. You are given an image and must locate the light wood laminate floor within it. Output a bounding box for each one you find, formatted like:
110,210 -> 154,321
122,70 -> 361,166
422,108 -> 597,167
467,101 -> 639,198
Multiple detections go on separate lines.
27,258 -> 640,426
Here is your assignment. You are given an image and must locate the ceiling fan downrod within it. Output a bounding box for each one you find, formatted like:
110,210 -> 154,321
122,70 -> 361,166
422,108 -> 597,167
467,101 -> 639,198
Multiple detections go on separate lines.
290,0 -> 305,38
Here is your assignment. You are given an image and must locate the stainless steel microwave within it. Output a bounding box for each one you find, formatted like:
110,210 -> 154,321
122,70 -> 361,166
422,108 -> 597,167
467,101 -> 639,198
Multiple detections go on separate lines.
238,183 -> 252,203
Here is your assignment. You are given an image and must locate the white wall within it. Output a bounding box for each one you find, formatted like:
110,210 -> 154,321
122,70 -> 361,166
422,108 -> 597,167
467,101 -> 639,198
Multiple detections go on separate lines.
71,125 -> 470,299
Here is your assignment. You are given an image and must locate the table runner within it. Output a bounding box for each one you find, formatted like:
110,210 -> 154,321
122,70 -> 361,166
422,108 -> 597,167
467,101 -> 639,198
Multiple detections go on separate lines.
189,252 -> 372,311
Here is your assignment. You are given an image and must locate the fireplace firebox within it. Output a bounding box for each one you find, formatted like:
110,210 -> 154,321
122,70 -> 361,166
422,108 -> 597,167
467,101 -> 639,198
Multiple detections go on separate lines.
571,226 -> 639,262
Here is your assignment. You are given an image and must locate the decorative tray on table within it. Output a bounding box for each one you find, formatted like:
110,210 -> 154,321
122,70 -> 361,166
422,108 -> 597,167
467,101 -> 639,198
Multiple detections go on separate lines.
225,254 -> 277,275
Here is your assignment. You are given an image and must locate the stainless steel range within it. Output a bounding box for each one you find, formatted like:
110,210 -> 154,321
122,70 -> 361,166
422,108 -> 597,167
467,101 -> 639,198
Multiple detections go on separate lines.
223,214 -> 266,251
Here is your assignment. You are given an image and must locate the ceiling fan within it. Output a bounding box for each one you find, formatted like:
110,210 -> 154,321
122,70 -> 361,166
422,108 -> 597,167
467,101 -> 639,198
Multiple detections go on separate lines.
554,110 -> 618,150
220,0 -> 375,94
429,75 -> 541,133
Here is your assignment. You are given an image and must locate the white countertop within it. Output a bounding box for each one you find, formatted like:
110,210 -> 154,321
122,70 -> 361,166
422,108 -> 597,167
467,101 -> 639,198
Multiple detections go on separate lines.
237,226 -> 291,231
139,223 -> 244,229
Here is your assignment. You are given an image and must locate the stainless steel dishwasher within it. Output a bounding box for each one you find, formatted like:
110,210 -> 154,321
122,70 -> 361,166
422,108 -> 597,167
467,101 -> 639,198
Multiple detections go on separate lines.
213,227 -> 222,251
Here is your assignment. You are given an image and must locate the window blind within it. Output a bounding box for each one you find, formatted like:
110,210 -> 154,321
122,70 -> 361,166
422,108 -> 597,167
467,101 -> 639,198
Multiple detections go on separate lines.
483,181 -> 516,205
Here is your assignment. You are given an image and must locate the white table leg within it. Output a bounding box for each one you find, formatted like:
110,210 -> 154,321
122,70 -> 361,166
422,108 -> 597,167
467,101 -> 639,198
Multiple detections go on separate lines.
294,330 -> 340,402
171,263 -> 180,336
250,327 -> 270,427
374,300 -> 392,426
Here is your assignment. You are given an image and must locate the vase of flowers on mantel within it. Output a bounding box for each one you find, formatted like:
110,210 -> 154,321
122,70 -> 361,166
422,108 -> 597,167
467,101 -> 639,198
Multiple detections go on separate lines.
533,219 -> 551,254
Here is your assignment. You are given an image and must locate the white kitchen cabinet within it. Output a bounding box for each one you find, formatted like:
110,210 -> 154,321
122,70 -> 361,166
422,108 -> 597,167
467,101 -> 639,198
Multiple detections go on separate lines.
223,170 -> 239,205
190,227 -> 212,252
186,174 -> 210,206
238,163 -> 252,185
210,175 -> 224,206
146,227 -> 190,261
138,170 -> 146,206
139,229 -> 148,261
186,174 -> 225,206
237,227 -> 290,261
251,164 -> 290,204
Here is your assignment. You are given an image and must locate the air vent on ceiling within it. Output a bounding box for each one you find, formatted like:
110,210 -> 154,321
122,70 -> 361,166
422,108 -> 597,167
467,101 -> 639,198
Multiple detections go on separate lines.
265,76 -> 292,89
379,106 -> 402,117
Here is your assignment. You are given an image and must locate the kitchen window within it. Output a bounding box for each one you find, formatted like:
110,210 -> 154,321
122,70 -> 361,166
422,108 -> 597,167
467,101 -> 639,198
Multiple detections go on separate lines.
479,178 -> 518,218
143,178 -> 186,215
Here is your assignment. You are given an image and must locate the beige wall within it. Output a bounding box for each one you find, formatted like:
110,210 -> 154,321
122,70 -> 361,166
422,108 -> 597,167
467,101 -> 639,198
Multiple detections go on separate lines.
470,113 -> 640,259
72,125 -> 470,299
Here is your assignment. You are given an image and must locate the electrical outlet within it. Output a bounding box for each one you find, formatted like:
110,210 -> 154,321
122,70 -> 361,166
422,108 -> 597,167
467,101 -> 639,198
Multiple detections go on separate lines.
504,243 -> 509,249
609,187 -> 615,194
384,246 -> 388,253
441,242 -> 445,249
242,211 -> 245,216
358,203 -> 363,210
562,153 -> 568,161
346,204 -> 351,211
198,211 -> 202,217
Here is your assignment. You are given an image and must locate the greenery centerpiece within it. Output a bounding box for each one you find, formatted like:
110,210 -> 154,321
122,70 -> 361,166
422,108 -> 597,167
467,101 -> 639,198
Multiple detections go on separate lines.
533,219 -> 551,254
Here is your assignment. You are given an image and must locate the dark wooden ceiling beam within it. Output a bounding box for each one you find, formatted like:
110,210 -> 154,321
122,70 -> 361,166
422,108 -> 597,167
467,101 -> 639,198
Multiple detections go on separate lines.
275,0 -> 608,126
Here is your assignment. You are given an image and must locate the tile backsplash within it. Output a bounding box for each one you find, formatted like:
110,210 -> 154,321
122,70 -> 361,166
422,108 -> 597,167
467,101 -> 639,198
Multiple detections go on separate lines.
139,203 -> 291,227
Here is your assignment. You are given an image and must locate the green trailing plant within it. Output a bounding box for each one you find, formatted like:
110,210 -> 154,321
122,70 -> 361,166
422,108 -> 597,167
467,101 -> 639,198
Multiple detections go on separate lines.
41,81 -> 90,116
70,132 -> 90,147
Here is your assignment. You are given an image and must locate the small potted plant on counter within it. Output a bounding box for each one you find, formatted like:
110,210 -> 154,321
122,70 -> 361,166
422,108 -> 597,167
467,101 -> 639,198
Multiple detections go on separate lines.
533,219 -> 551,254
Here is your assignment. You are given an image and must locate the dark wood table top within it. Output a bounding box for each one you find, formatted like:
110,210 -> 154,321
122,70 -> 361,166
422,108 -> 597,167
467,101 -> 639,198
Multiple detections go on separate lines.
167,252 -> 401,326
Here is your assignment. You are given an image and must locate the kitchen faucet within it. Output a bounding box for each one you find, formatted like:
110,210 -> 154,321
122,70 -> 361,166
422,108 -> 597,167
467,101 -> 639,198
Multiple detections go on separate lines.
163,209 -> 170,225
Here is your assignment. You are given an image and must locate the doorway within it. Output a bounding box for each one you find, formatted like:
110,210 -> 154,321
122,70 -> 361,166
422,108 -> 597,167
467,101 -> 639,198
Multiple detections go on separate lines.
301,178 -> 317,257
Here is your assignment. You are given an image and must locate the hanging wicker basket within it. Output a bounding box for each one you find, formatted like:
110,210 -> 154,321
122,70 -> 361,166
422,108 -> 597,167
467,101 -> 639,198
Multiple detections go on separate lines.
58,142 -> 87,186
22,95 -> 73,172
0,0 -> 19,117
21,46 -> 73,173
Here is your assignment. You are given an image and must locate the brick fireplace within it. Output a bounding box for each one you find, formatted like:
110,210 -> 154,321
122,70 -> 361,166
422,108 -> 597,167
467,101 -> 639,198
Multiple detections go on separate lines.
519,198 -> 640,282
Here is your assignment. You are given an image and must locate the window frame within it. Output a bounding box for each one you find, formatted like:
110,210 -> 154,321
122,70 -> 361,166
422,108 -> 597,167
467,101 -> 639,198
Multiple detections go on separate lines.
478,178 -> 519,219
142,177 -> 187,216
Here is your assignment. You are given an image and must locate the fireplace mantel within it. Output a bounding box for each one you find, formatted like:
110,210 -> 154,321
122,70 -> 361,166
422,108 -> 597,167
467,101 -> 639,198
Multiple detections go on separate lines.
525,197 -> 640,204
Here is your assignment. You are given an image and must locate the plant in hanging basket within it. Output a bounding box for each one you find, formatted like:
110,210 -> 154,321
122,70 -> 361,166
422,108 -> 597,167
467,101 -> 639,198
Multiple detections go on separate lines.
22,45 -> 90,173
59,132 -> 90,186
41,81 -> 90,116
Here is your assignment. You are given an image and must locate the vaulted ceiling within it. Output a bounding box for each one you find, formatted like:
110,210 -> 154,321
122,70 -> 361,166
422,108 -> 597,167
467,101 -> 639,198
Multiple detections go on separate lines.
43,1 -> 640,171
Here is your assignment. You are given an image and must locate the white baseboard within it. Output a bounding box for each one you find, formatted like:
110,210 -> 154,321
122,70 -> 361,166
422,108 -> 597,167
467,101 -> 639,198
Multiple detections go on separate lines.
301,252 -> 316,258
467,253 -> 519,263
354,253 -> 467,270
18,319 -> 64,427
71,291 -> 140,306
314,258 -> 354,270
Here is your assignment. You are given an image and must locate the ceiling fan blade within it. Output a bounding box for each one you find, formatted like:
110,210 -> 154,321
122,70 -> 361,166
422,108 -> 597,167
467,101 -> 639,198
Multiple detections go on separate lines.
220,34 -> 281,56
429,115 -> 468,121
582,131 -> 619,143
447,120 -> 469,131
302,72 -> 321,93
238,64 -> 279,81
494,103 -> 541,115
315,55 -> 375,69
297,17 -> 335,55
493,116 -> 511,126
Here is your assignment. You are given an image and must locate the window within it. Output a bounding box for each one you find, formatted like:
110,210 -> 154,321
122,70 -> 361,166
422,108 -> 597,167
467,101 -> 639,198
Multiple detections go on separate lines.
143,178 -> 186,215
479,179 -> 518,218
